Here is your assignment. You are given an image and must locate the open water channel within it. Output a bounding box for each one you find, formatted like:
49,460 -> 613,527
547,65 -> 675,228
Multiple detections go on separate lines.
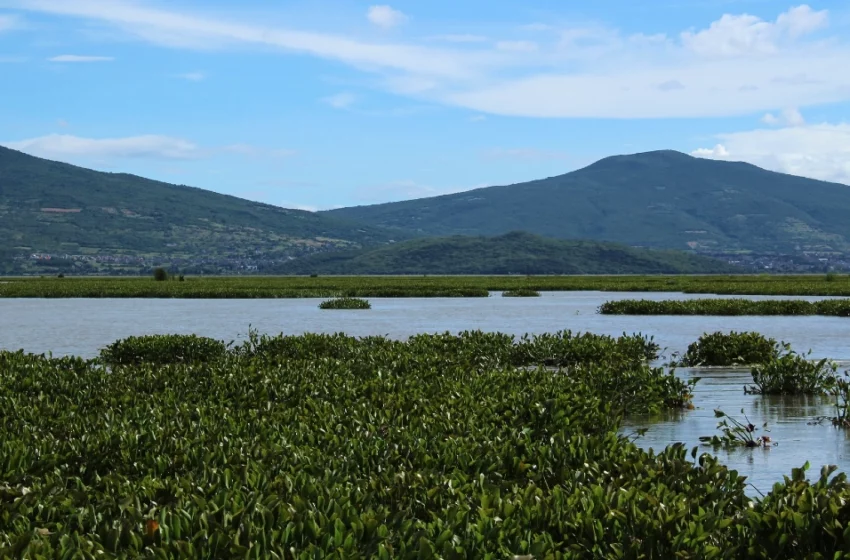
2,290 -> 849,494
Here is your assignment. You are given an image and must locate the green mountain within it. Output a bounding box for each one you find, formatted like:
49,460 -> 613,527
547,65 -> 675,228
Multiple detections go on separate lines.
0,147 -> 406,275
275,231 -> 738,275
324,150 -> 850,256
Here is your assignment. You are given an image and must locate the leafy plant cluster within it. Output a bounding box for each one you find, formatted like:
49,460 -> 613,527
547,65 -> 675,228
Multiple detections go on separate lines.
599,298 -> 850,316
674,331 -> 781,367
318,297 -> 372,310
747,352 -> 838,396
2,330 -> 850,557
502,288 -> 541,297
700,409 -> 774,448
99,334 -> 228,366
6,274 -> 850,298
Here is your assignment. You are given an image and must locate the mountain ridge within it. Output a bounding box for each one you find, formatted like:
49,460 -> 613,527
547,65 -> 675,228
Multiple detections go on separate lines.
323,150 -> 850,257
273,231 -> 739,275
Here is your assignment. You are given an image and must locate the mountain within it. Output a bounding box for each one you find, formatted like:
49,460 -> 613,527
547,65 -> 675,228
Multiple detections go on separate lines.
274,231 -> 738,275
323,150 -> 850,256
0,147 -> 407,275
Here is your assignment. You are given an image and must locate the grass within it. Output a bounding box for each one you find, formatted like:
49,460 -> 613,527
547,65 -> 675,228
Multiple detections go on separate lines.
318,297 -> 371,309
3,331 -> 850,556
600,298 -> 850,316
4,274 -> 850,298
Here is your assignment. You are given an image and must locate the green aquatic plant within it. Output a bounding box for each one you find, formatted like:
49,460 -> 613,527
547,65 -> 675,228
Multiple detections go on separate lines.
1,334 -> 850,557
830,371 -> 850,427
599,297 -> 850,316
502,288 -> 541,297
99,334 -> 227,366
318,297 -> 372,309
6,273 -> 850,298
674,331 -> 781,367
746,351 -> 838,395
699,409 -> 774,448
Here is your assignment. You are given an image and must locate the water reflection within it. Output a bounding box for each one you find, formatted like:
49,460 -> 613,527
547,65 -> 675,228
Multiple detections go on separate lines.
623,366 -> 850,495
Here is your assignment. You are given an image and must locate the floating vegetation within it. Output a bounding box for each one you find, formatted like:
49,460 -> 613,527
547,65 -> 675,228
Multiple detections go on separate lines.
502,288 -> 541,297
700,409 -> 775,448
318,297 -> 372,309
674,331 -> 781,367
599,298 -> 850,316
746,351 -> 838,395
1,331 -> 850,557
99,334 -> 227,366
4,274 -> 850,298
830,372 -> 850,427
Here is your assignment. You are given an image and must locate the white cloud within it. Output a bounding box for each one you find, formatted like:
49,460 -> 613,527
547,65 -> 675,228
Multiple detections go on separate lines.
48,54 -> 114,62
10,1 -> 850,119
681,4 -> 828,57
3,134 -> 201,160
367,5 -> 408,29
469,115 -> 487,122
2,134 -> 296,163
322,92 -> 356,109
762,107 -> 805,127
495,40 -> 538,53
178,71 -> 205,81
692,122 -> 850,185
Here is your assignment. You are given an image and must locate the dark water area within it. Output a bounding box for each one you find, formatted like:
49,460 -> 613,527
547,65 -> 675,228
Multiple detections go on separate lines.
2,290 -> 849,492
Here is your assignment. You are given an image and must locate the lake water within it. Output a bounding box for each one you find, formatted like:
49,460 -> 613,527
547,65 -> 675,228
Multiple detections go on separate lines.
2,290 -> 849,493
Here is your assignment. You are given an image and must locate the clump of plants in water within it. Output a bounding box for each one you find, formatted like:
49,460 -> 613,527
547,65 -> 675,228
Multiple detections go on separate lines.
599,298 -> 850,317
3,332 -> 850,557
673,331 -> 781,367
829,371 -> 850,427
502,288 -> 541,297
700,408 -> 775,448
318,297 -> 371,309
746,351 -> 837,395
99,334 -> 227,366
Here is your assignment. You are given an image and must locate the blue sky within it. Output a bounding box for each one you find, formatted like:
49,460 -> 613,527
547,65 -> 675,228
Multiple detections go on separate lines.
1,0 -> 848,211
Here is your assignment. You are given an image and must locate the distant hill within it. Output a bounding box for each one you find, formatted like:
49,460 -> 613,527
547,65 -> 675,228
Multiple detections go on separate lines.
0,147 -> 406,275
324,150 -> 850,256
275,231 -> 738,275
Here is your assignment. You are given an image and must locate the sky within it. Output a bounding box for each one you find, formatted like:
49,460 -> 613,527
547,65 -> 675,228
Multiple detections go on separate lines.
0,0 -> 849,211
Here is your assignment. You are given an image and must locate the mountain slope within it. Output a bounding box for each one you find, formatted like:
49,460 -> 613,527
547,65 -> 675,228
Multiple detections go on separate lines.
275,231 -> 738,275
0,147 -> 407,274
324,150 -> 850,255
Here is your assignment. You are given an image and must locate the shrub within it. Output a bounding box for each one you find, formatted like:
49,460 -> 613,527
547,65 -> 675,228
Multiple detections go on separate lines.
100,334 -> 227,366
746,351 -> 837,395
502,288 -> 541,297
675,331 -> 780,367
153,267 -> 168,281
318,297 -> 371,309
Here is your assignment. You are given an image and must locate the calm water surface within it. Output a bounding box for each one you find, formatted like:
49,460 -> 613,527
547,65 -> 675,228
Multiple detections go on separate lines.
2,290 -> 849,493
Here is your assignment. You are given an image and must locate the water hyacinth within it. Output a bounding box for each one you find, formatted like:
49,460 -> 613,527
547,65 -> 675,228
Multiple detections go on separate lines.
4,274 -> 850,298
0,331 -> 849,557
673,331 -> 781,367
318,297 -> 371,309
599,298 -> 850,316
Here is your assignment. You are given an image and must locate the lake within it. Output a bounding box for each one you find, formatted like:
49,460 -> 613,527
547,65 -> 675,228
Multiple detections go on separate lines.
2,290 -> 849,493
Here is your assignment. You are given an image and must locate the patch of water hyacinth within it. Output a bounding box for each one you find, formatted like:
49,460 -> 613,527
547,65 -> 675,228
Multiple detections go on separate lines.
673,331 -> 781,367
599,298 -> 850,316
1,331 -> 849,557
502,288 -> 541,297
318,297 -> 371,309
